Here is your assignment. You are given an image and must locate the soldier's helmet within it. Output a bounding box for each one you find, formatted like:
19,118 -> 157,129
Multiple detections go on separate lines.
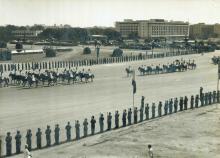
17,131 -> 20,134
38,128 -> 41,131
47,125 -> 50,128
7,132 -> 10,135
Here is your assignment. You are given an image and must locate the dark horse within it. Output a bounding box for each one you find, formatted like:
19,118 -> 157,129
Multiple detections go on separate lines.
0,77 -> 9,87
125,68 -> 133,77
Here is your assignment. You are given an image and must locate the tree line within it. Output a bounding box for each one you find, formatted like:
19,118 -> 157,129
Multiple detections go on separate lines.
0,25 -> 122,43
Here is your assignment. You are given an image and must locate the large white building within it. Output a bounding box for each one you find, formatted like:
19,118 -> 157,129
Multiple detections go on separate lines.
12,30 -> 43,39
115,19 -> 189,40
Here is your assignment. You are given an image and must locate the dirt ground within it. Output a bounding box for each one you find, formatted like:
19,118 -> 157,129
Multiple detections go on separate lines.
0,50 -> 220,157
11,104 -> 220,158
2,44 -> 168,63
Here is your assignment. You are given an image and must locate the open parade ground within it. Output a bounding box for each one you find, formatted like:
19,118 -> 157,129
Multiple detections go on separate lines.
1,50 -> 220,157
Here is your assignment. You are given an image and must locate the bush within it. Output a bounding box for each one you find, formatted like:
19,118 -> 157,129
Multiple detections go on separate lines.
0,41 -> 7,48
15,43 -> 23,52
44,48 -> 56,57
0,49 -> 11,61
112,48 -> 123,57
83,47 -> 91,54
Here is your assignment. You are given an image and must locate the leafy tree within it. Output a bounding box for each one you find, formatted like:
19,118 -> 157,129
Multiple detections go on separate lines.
45,48 -> 56,57
128,32 -> 139,40
0,41 -> 7,48
83,47 -> 91,54
15,43 -> 23,52
112,48 -> 123,57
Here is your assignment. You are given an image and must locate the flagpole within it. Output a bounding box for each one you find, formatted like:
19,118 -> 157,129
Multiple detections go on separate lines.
133,92 -> 134,108
217,62 -> 219,109
132,70 -> 136,108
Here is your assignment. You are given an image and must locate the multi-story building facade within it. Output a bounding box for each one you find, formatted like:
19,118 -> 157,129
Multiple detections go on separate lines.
12,30 -> 43,39
190,23 -> 220,39
115,19 -> 139,38
115,19 -> 189,40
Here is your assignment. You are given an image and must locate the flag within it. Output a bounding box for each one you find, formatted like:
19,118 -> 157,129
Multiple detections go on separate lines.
219,62 -> 220,79
132,70 -> 136,94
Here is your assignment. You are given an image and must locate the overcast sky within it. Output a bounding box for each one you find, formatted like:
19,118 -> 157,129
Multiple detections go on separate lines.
0,0 -> 220,27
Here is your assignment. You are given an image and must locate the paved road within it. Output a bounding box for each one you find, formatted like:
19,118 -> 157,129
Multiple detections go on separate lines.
0,51 -> 218,155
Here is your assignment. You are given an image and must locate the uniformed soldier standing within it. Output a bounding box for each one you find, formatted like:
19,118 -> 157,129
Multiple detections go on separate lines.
45,125 -> 51,147
217,90 -> 220,103
195,95 -> 199,108
65,122 -> 71,141
83,118 -> 88,137
200,93 -> 204,106
127,109 -> 132,125
5,132 -> 12,156
208,92 -> 212,105
91,116 -> 96,135
139,105 -> 144,122
169,99 -> 173,114
15,130 -> 21,154
164,100 -> 168,115
205,93 -> 208,105
99,114 -> 104,133
158,101 -> 162,117
184,96 -> 188,110
122,110 -> 127,127
26,129 -> 32,151
54,124 -> 60,145
152,103 -> 156,118
107,112 -> 112,130
200,87 -> 203,98
179,97 -> 183,111
145,104 -> 149,120
36,128 -> 42,149
134,107 -> 138,123
190,95 -> 194,109
75,120 -> 80,140
115,111 -> 119,128
213,91 -> 216,103
141,96 -> 145,107
174,98 -> 178,113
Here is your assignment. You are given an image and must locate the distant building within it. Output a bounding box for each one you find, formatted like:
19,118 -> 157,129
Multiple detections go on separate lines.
12,30 -> 43,40
115,19 -> 139,38
189,23 -> 220,39
115,19 -> 189,40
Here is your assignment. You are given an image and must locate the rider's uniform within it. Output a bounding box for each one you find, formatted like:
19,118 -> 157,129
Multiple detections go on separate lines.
70,71 -> 73,78
32,75 -> 36,82
50,72 -> 54,79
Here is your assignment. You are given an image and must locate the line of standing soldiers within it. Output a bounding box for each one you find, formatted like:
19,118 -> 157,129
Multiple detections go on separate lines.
4,88 -> 220,156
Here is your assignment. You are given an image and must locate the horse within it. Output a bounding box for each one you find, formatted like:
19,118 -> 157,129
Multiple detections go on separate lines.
125,67 -> 133,77
138,67 -> 146,76
187,62 -> 197,70
0,77 -> 9,87
84,73 -> 94,83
